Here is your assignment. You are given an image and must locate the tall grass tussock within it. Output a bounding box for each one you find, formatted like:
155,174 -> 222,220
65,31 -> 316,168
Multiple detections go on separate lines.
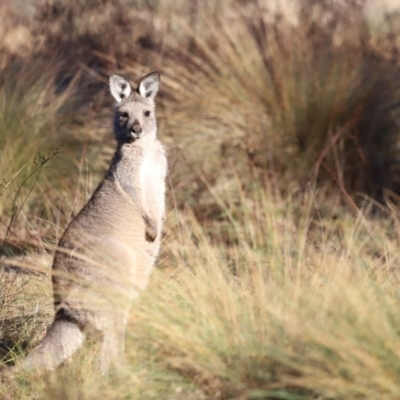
2,0 -> 400,399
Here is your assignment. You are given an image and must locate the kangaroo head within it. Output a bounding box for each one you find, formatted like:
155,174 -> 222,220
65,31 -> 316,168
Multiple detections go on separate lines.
109,72 -> 160,143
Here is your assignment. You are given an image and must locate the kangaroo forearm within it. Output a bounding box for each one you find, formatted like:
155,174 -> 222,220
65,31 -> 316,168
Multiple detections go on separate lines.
141,209 -> 157,242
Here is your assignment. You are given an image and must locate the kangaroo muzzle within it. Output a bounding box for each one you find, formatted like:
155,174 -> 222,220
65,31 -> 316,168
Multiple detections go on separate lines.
131,120 -> 143,138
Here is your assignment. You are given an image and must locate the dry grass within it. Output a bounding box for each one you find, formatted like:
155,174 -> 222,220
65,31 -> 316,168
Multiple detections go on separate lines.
2,0 -> 400,399
3,179 -> 400,399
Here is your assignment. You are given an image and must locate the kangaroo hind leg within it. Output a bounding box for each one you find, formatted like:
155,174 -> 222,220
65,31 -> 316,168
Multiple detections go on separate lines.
99,318 -> 126,375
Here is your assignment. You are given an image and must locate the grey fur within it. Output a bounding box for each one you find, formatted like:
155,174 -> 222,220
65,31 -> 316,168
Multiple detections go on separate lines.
16,72 -> 167,374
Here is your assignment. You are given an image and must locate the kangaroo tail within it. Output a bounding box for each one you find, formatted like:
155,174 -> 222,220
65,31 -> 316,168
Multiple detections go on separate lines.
20,318 -> 85,372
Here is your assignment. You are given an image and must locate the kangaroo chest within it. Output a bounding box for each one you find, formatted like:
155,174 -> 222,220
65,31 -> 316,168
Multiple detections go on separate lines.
139,144 -> 166,223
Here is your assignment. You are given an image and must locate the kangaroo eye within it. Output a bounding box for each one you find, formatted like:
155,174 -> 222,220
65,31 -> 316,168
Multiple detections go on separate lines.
144,111 -> 151,117
120,112 -> 129,119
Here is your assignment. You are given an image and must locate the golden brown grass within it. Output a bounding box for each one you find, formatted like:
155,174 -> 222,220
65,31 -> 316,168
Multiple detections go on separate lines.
3,179 -> 400,399
2,1 -> 400,399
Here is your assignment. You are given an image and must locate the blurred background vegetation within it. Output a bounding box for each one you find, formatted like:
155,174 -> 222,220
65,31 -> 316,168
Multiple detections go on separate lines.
2,0 -> 400,225
3,0 -> 400,399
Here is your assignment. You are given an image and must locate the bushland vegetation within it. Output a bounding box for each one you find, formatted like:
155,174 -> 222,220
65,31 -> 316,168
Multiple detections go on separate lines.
2,0 -> 400,399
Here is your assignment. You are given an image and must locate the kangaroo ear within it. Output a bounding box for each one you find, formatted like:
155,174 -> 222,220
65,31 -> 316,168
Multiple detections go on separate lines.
109,74 -> 132,103
137,72 -> 160,100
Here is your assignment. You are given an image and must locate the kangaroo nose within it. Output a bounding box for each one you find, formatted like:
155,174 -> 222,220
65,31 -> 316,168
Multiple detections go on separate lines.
132,120 -> 142,135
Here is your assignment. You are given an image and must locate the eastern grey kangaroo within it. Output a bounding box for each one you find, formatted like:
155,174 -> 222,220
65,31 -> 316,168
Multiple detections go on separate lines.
16,72 -> 167,374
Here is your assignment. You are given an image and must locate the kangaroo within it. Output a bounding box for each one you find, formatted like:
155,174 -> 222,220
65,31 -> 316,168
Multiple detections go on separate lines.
14,72 -> 167,374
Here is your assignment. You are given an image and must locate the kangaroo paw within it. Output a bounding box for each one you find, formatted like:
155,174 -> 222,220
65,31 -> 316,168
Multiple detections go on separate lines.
143,215 -> 157,242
